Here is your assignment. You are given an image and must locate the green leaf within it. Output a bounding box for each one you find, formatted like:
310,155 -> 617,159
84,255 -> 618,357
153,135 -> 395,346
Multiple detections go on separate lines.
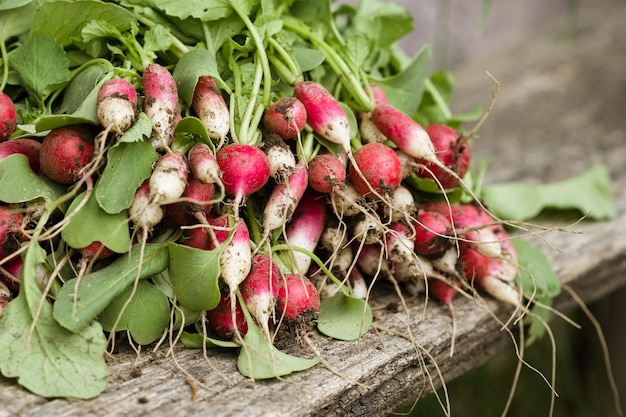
348,0 -> 414,49
98,280 -> 171,345
370,44 -> 431,116
58,61 -> 113,114
0,243 -> 107,399
513,238 -> 560,300
292,45 -> 326,72
180,331 -> 239,349
173,49 -> 225,106
0,154 -> 66,204
482,164 -> 616,221
143,24 -> 174,53
145,0 -> 234,21
33,0 -> 136,47
0,2 -> 35,48
175,116 -> 214,149
10,32 -> 71,104
61,191 -> 131,253
316,292 -> 372,341
95,138 -> 157,214
167,242 -> 222,311
53,241 -> 169,332
523,296 -> 553,346
237,321 -> 318,379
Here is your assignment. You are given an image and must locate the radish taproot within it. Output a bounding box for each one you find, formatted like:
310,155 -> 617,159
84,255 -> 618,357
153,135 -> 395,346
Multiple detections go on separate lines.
129,179 -> 165,232
0,92 -> 16,141
263,96 -> 307,140
188,143 -> 222,185
0,138 -> 42,174
285,190 -> 327,274
192,76 -> 230,141
96,78 -> 138,134
143,63 -> 180,151
241,253 -> 282,336
262,163 -> 309,235
39,125 -> 95,184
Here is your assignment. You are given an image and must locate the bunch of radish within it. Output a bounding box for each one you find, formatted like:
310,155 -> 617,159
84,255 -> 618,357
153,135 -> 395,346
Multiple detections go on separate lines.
0,0 -> 554,396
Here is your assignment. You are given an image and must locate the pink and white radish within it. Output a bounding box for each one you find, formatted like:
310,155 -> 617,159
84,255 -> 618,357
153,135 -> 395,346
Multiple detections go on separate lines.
129,179 -> 164,232
260,134 -> 296,183
96,78 -> 138,134
206,287 -> 248,340
358,85 -> 389,144
148,151 -> 189,206
216,143 -> 270,217
285,190 -> 327,274
0,138 -> 42,174
39,125 -> 95,184
414,124 -> 472,190
241,253 -> 282,336
413,210 -> 453,256
277,272 -> 320,322
165,174 -> 215,226
261,162 -> 309,236
348,143 -> 403,199
0,92 -> 17,141
143,63 -> 180,151
263,96 -> 307,140
192,76 -> 230,141
308,152 -> 347,194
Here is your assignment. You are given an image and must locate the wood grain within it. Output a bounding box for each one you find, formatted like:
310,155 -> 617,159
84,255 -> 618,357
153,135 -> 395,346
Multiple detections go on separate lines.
2,1 -> 625,416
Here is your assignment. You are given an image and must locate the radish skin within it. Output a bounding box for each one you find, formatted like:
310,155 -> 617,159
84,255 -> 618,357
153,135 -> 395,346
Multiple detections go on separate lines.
129,180 -> 164,232
39,125 -> 95,184
149,151 -> 189,205
0,138 -> 42,174
188,143 -> 222,185
0,92 -> 16,141
143,63 -> 180,151
262,162 -> 309,234
263,96 -> 307,140
349,143 -> 402,198
0,207 -> 27,259
260,134 -> 296,183
277,273 -> 320,322
192,76 -> 230,140
206,288 -> 248,340
308,153 -> 346,194
241,253 -> 281,336
285,190 -> 327,274
96,78 -> 138,133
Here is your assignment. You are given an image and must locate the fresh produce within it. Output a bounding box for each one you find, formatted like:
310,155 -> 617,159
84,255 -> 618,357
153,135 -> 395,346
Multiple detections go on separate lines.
0,0 -> 615,409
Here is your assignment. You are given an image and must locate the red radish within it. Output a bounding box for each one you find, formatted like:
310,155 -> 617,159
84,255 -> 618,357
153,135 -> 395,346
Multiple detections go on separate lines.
180,225 -> 211,250
166,175 -> 215,226
294,81 -> 351,151
241,253 -> 281,336
96,78 -> 138,133
414,124 -> 472,189
0,207 -> 27,259
75,241 -> 115,262
188,143 -> 222,185
308,152 -> 346,194
429,278 -> 459,304
413,210 -> 453,255
0,138 -> 42,174
206,287 -> 248,340
39,125 -> 95,184
371,103 -> 437,162
216,143 -> 270,216
129,179 -> 164,232
285,190 -> 327,274
461,246 -> 520,305
277,273 -> 320,322
192,76 -> 230,141
263,96 -> 307,140
0,255 -> 22,291
260,134 -> 296,183
349,143 -> 402,198
148,151 -> 189,205
262,163 -> 308,235
143,63 -> 180,151
0,92 -> 17,141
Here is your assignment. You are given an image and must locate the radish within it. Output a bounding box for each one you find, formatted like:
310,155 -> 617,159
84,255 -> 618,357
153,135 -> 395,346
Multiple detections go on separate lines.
0,255 -> 22,291
75,241 -> 115,263
148,151 -> 189,205
349,267 -> 368,299
0,207 -> 27,259
285,190 -> 327,274
96,78 -> 139,134
329,182 -> 366,218
165,175 -> 215,226
358,85 -> 389,144
188,143 -> 222,185
0,138 -> 42,174
39,125 -> 95,184
329,245 -> 354,280
414,124 -> 472,190
308,152 -> 347,194
371,103 -> 437,163
216,143 -> 270,217
0,92 -> 17,141
263,96 -> 307,140
388,185 -> 416,223
352,213 -> 384,245
129,179 -> 165,232
413,210 -> 453,256
348,142 -> 402,198
192,76 -> 230,141
206,287 -> 248,340
260,134 -> 296,183
461,246 -> 521,305
261,162 -> 309,237
277,273 -> 320,322
143,63 -> 180,151
385,221 -> 419,272
319,222 -> 348,253
355,243 -> 392,280
293,81 -> 351,150
180,225 -> 211,250
241,253 -> 281,337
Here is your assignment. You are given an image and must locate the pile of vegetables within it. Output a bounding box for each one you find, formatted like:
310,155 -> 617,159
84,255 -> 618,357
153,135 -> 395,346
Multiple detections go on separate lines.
0,0 -> 615,401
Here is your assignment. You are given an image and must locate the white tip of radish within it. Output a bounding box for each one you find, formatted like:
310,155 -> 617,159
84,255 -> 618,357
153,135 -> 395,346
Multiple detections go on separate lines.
481,276 -> 522,306
97,96 -> 138,133
149,152 -> 189,205
431,247 -> 459,276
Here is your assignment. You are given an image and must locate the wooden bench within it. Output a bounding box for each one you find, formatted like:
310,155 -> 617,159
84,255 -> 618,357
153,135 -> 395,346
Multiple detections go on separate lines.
3,1 -> 625,416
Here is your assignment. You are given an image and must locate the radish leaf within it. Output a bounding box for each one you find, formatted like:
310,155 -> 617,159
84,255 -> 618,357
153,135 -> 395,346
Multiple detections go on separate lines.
98,280 -> 171,345
0,154 -> 66,204
168,242 -> 222,311
237,321 -> 318,379
0,242 -> 107,399
317,292 -> 372,341
180,331 -> 239,349
173,49 -> 225,106
61,191 -> 131,253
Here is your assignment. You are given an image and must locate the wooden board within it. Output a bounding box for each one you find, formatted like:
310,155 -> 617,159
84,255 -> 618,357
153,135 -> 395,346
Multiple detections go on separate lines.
2,1 -> 626,416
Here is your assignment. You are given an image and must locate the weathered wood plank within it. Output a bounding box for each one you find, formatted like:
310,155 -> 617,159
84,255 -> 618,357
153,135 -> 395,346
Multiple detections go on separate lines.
2,1 -> 625,416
